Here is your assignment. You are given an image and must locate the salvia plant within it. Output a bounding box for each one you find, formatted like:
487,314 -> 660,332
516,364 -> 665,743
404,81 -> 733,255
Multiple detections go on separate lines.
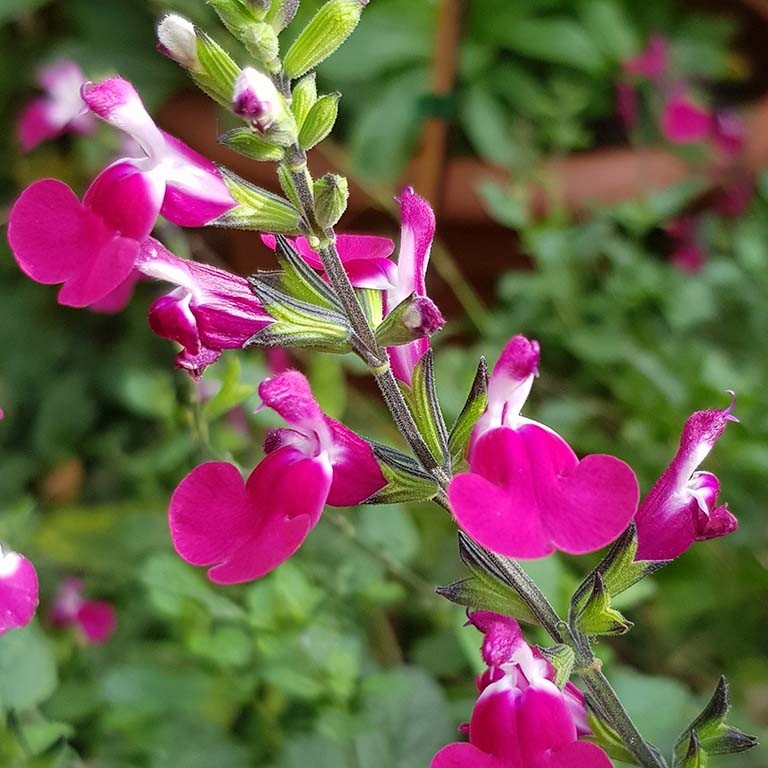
0,2 -> 760,766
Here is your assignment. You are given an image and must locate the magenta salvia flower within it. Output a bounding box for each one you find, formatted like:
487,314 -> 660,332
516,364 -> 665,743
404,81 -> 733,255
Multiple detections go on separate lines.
138,238 -> 273,377
261,233 -> 398,289
169,370 -> 385,583
635,395 -> 738,561
18,60 -> 96,151
233,67 -> 282,131
386,186 -> 440,385
51,577 -> 117,645
432,611 -> 608,768
448,335 -> 639,559
81,77 -> 235,227
8,76 -> 235,308
662,87 -> 712,145
624,35 -> 668,81
0,545 -> 39,637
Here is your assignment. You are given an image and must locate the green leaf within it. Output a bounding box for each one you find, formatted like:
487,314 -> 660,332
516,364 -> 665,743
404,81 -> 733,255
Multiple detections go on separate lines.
579,1 -> 640,61
489,17 -> 606,73
460,83 -> 521,167
367,444 -> 438,504
0,624 -> 57,712
203,357 -> 256,421
218,128 -> 285,162
573,572 -> 634,636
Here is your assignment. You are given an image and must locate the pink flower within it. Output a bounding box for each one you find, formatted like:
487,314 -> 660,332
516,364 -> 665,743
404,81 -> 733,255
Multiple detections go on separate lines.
666,216 -> 706,273
261,233 -> 398,290
448,336 -> 639,559
624,36 -> 668,81
711,110 -> 746,158
138,238 -> 273,377
662,87 -> 712,144
385,187 -> 441,385
169,370 -> 385,583
635,395 -> 738,561
0,546 -> 39,637
7,77 -> 235,308
432,612 -> 609,768
18,60 -> 96,151
233,67 -> 283,132
50,577 -> 116,644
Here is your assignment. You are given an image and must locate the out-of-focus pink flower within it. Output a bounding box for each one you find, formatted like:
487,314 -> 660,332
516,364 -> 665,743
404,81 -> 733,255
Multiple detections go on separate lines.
169,370 -> 385,583
448,335 -> 638,559
624,36 -> 668,81
711,110 -> 746,158
50,577 -> 116,644
0,546 -> 39,637
18,60 -> 96,151
7,77 -> 235,308
431,611 -> 609,768
261,233 -> 397,290
662,88 -> 712,144
714,177 -> 754,219
138,238 -> 273,378
666,216 -> 706,273
635,395 -> 738,561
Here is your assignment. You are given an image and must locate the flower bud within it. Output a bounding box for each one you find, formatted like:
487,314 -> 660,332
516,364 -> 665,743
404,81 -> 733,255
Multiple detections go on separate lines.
157,14 -> 201,72
283,0 -> 369,79
313,173 -> 348,229
265,0 -> 299,32
232,67 -> 282,131
375,293 -> 445,348
298,92 -> 340,150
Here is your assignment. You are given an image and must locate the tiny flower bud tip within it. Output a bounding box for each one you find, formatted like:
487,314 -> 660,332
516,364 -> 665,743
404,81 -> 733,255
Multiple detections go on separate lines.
403,296 -> 444,336
157,14 -> 200,71
232,67 -> 280,131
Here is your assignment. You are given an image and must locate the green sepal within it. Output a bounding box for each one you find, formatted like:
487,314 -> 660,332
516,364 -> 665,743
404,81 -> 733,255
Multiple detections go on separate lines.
265,0 -> 299,32
448,357 -> 488,470
219,128 -> 285,161
208,0 -> 263,37
313,173 -> 348,229
538,644 -> 575,690
673,677 -> 758,766
214,168 -> 303,233
298,92 -> 340,150
570,524 -> 667,618
573,572 -> 633,636
247,276 -> 352,352
283,0 -> 366,78
364,443 -> 438,504
435,532 -> 539,625
399,351 -> 449,467
586,710 -> 639,765
374,292 -> 425,347
193,29 -> 241,106
291,73 -> 318,130
271,234 -> 340,311
356,287 -> 384,328
277,164 -> 306,213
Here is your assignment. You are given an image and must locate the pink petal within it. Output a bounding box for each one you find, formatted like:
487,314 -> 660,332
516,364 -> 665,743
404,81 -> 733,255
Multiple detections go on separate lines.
8,179 -> 107,285
76,600 -> 117,644
517,682 -> 577,760
0,550 -> 39,636
149,292 -> 201,355
88,270 -> 141,313
17,99 -> 60,151
343,258 -> 398,289
176,347 -> 222,379
57,235 -> 140,308
336,233 -> 395,263
468,611 -> 524,668
662,91 -> 712,144
450,425 -> 638,558
325,417 -> 385,506
431,744 -> 504,768
471,680 -> 525,763
388,340 -> 429,387
259,370 -> 325,430
158,131 -> 236,227
391,186 -> 436,302
82,77 -> 165,159
83,160 -> 164,241
544,741 -> 613,768
624,36 -> 668,80
169,450 -> 331,585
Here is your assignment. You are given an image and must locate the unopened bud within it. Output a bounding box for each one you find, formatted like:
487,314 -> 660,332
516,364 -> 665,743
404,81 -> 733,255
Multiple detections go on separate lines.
265,0 -> 299,32
233,67 -> 282,131
157,14 -> 201,72
375,293 -> 445,347
313,173 -> 348,229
